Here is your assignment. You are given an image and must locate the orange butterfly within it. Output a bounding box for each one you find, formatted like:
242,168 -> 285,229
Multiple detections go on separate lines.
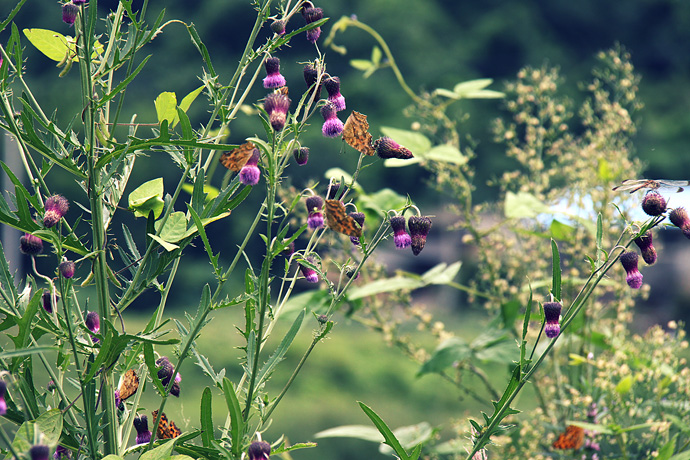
219,142 -> 258,172
276,86 -> 289,96
342,111 -> 375,156
118,369 -> 139,401
552,425 -> 585,450
325,200 -> 362,238
152,410 -> 181,440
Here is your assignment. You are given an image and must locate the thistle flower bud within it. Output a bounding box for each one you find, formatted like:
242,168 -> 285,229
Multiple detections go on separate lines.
20,233 -> 43,255
248,441 -> 271,460
326,182 -> 341,200
303,64 -> 321,99
30,445 -> 50,460
408,216 -> 432,256
42,290 -> 54,314
299,258 -> 319,283
59,260 -> 75,279
293,147 -> 309,166
345,266 -> 360,280
44,195 -> 69,228
282,240 -> 295,257
374,137 -> 414,160
270,19 -> 286,35
156,356 -> 174,386
264,93 -> 291,132
390,215 -> 411,249
633,231 -> 657,265
641,192 -> 666,216
324,76 -> 346,111
85,311 -> 100,337
321,102 -> 344,138
349,212 -> 365,245
619,251 -> 643,289
239,148 -> 261,186
669,207 -> 690,239
263,57 -> 286,89
54,446 -> 71,460
301,5 -> 323,43
305,196 -> 324,229
0,380 -> 7,415
134,415 -> 152,445
62,3 -> 79,26
543,301 -> 562,338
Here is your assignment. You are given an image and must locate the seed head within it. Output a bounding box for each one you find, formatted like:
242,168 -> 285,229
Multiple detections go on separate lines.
321,102 -> 344,138
408,216 -> 432,256
669,207 -> 690,239
20,233 -> 43,255
633,231 -> 657,265
324,76 -> 346,111
390,215 -> 411,249
543,301 -> 562,338
619,251 -> 643,289
641,192 -> 666,216
263,57 -> 286,89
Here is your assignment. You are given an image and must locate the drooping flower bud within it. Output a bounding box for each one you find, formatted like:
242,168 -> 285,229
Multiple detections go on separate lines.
20,233 -> 43,255
30,445 -> 50,460
0,380 -> 7,415
349,212 -> 365,245
408,216 -> 432,256
239,148 -> 261,186
85,311 -> 100,339
305,196 -> 324,229
303,64 -> 321,99
282,240 -> 295,257
633,231 -> 657,265
156,356 -> 174,386
42,290 -> 54,314
62,3 -> 79,26
669,207 -> 690,239
59,260 -> 75,279
293,147 -> 309,166
270,19 -> 286,35
324,76 -> 346,111
134,415 -> 152,445
264,93 -> 291,132
43,195 -> 69,228
301,4 -> 323,43
299,257 -> 319,283
374,137 -> 414,160
321,102 -> 344,138
326,182 -> 341,200
619,251 -> 643,289
248,441 -> 271,460
390,215 -> 411,249
641,191 -> 666,216
543,301 -> 562,338
263,57 -> 286,89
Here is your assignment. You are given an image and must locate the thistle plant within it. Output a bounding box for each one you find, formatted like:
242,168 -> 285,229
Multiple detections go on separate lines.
0,1 -> 433,459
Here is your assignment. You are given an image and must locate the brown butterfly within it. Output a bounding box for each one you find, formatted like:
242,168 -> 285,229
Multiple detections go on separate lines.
219,142 -> 258,172
325,200 -> 362,238
276,86 -> 289,96
342,111 -> 375,156
118,369 -> 139,401
152,410 -> 181,440
552,425 -> 585,450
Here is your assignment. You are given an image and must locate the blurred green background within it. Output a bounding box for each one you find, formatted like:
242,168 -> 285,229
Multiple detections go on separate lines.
3,0 -> 690,459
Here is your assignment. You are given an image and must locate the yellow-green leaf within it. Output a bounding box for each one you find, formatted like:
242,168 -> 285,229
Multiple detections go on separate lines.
155,92 -> 178,125
615,375 -> 634,394
23,28 -> 74,62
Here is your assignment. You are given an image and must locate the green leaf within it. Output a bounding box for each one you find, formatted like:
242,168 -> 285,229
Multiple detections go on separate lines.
0,346 -> 57,359
348,276 -> 424,300
423,144 -> 467,165
23,28 -> 73,61
371,46 -> 382,65
656,434 -> 677,460
380,423 -> 433,456
144,343 -> 166,395
129,178 -> 164,218
433,88 -> 460,99
222,378 -> 244,458
420,262 -> 461,285
36,409 -> 63,445
154,212 -> 187,243
179,86 -> 204,113
140,439 -> 176,460
155,92 -> 178,126
615,375 -> 634,394
357,188 -> 409,215
256,309 -> 305,388
504,191 -> 550,218
148,234 -> 180,252
379,127 -> 432,155
417,337 -> 471,376
462,89 -> 505,99
200,387 -> 213,447
359,402 -> 412,460
550,219 -> 576,241
453,78 -> 493,95
551,240 -> 561,302
182,183 -> 219,202
500,299 -> 520,330
315,425 -> 384,442
350,59 -> 373,71
102,456 -> 125,460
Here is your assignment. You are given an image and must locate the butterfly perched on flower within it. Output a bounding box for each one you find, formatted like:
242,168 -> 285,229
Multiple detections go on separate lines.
118,369 -> 139,401
552,425 -> 585,450
152,410 -> 181,440
325,200 -> 362,238
219,142 -> 258,172
342,111 -> 375,156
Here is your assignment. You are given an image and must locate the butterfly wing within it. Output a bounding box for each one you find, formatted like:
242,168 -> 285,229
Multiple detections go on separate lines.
325,200 -> 362,238
552,425 -> 585,450
219,142 -> 257,172
118,369 -> 139,401
153,411 -> 181,440
342,111 -> 375,156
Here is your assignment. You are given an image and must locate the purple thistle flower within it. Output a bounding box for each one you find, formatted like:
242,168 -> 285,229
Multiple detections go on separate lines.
264,93 -> 291,132
0,380 -> 7,415
270,19 -> 286,35
641,191 -> 666,216
263,57 -> 286,89
156,356 -> 174,386
42,290 -> 54,314
390,215 -> 411,249
85,311 -> 100,334
303,64 -> 321,99
59,260 -> 75,279
30,446 -> 50,460
408,216 -> 432,256
633,231 -> 657,265
669,207 -> 690,239
44,195 -> 69,228
54,446 -> 71,460
299,258 -> 319,283
543,301 -> 562,338
114,390 -> 122,410
62,3 -> 79,26
620,251 -> 643,289
134,415 -> 152,445
248,441 -> 271,460
282,240 -> 295,257
293,147 -> 309,166
301,5 -> 323,43
72,0 -> 87,4
374,137 -> 414,160
349,212 -> 365,245
324,76 -> 346,111
321,102 -> 343,138
305,196 -> 324,229
239,148 -> 261,186
20,233 -> 43,255
326,182 -> 341,200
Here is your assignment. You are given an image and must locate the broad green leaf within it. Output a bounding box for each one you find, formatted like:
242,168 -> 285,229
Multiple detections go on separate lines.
129,178 -> 164,218
379,127 -> 431,155
154,212 -> 187,243
350,59 -> 373,71
140,439 -> 176,460
417,337 -> 471,376
453,78 -> 493,95
504,191 -> 551,218
179,86 -> 204,113
348,276 -> 424,300
656,435 -> 676,460
36,409 -> 63,445
315,425 -> 384,442
424,144 -> 467,165
200,388 -> 213,447
357,188 -> 408,215
148,234 -> 180,251
23,29 -> 103,62
131,196 -> 165,219
615,375 -> 634,394
155,92 -> 177,125
12,422 -> 36,454
420,262 -> 461,285
550,219 -> 576,241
